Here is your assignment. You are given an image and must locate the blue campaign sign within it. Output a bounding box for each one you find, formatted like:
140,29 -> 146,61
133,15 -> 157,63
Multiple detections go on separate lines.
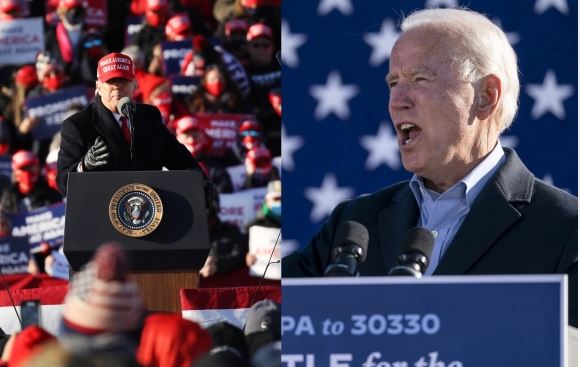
25,85 -> 89,140
9,202 -> 66,247
0,155 -> 11,179
282,276 -> 566,367
125,16 -> 144,46
171,75 -> 201,96
0,202 -> 66,275
0,235 -> 31,275
162,40 -> 192,76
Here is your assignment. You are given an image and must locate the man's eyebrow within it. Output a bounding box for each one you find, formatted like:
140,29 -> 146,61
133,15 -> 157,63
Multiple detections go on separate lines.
386,67 -> 436,82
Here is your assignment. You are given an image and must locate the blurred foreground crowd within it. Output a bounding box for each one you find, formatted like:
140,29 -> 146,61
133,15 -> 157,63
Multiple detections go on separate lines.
0,244 -> 281,367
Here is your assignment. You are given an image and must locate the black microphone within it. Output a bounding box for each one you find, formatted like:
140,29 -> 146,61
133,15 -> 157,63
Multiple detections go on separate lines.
388,227 -> 435,277
324,221 -> 369,277
117,97 -> 136,160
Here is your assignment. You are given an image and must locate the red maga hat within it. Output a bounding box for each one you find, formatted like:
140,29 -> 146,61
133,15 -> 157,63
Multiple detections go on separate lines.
59,0 -> 83,9
225,19 -> 249,37
12,150 -> 39,170
165,13 -> 191,41
97,53 -> 134,82
147,0 -> 168,11
247,23 -> 272,41
175,115 -> 202,134
15,65 -> 39,89
0,0 -> 20,13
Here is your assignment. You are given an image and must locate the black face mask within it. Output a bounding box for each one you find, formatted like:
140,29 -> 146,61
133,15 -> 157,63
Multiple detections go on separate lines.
65,7 -> 85,25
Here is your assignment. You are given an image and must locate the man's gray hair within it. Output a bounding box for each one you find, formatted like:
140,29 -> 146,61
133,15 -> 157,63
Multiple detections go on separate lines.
401,8 -> 520,132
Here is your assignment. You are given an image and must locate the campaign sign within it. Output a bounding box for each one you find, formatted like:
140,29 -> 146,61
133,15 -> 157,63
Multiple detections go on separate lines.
194,113 -> 254,156
282,276 -> 566,367
248,225 -> 281,279
10,202 -> 66,247
0,17 -> 44,65
85,0 -> 107,27
162,40 -> 192,76
171,75 -> 201,96
226,164 -> 245,191
0,234 -> 30,275
0,155 -> 11,179
25,85 -> 89,139
219,187 -> 266,232
125,16 -> 144,46
226,158 -> 280,191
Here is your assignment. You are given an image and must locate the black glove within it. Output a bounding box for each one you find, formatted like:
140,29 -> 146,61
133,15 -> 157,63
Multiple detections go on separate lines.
82,137 -> 109,171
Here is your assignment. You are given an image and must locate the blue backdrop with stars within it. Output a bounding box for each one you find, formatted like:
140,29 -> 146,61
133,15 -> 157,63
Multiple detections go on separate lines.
281,0 -> 578,251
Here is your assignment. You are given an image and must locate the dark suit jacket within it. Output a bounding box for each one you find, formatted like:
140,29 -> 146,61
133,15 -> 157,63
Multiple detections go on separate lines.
283,149 -> 578,326
57,95 -> 201,195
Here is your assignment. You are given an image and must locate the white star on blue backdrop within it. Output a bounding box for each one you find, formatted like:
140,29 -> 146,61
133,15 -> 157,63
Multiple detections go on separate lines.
282,0 -> 577,250
281,21 -> 307,68
305,174 -> 354,222
309,71 -> 359,120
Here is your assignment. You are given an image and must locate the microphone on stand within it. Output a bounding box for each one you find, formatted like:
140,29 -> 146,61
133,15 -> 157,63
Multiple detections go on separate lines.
388,228 -> 435,277
117,97 -> 136,160
324,221 -> 369,277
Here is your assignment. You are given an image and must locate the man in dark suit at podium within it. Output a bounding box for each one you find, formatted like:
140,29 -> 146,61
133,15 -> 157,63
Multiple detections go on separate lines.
282,8 -> 578,326
56,52 -> 203,195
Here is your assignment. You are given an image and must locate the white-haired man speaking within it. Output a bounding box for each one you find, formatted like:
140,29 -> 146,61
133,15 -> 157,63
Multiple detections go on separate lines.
283,8 -> 577,327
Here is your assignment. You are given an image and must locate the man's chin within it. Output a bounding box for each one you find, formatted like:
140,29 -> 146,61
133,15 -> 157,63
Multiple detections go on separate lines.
401,156 -> 423,175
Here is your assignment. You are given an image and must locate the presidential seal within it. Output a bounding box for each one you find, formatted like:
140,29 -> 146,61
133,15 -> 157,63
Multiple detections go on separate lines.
109,183 -> 163,237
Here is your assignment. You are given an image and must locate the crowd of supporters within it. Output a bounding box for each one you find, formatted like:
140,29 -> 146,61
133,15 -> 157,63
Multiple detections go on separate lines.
0,1 -> 281,365
0,0 -> 281,280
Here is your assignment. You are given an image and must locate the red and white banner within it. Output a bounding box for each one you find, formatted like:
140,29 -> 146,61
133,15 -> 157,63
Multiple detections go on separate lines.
0,276 -> 281,335
0,274 -> 68,334
193,113 -> 254,156
180,285 -> 281,329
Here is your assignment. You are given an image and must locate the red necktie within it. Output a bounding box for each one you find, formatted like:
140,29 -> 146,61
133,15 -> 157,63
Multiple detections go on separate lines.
120,116 -> 130,144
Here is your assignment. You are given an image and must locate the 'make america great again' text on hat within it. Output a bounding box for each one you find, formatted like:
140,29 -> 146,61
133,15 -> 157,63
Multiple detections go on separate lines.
97,52 -> 135,83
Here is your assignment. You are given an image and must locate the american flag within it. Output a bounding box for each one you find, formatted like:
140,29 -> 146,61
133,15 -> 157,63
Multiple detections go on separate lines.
281,0 -> 577,251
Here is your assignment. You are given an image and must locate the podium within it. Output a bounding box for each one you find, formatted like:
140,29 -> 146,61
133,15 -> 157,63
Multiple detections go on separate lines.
63,170 -> 210,312
282,275 -> 568,366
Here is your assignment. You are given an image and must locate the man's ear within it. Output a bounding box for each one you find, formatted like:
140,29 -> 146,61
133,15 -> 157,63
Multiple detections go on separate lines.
476,74 -> 501,120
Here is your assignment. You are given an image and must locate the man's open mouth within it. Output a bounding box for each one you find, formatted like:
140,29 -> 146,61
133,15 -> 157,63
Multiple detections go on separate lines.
400,123 -> 421,145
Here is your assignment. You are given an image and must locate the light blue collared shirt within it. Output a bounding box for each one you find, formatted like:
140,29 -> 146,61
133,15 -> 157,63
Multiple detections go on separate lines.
409,142 -> 507,275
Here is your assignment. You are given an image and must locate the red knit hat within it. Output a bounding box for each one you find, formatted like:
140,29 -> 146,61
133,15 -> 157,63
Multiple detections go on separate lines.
62,243 -> 144,334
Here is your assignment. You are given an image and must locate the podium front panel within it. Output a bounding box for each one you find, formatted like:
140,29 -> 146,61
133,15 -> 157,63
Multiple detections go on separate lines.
282,275 -> 567,367
64,170 -> 210,271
